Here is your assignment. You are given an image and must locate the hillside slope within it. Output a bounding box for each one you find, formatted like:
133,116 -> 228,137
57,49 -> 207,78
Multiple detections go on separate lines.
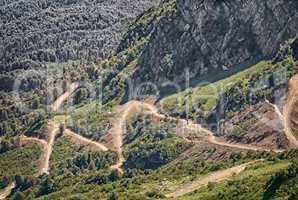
131,0 -> 298,89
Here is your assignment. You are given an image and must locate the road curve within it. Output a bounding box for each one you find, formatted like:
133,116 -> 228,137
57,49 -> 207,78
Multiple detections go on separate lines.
64,129 -> 108,151
107,100 -> 277,173
109,101 -> 164,173
20,136 -> 49,176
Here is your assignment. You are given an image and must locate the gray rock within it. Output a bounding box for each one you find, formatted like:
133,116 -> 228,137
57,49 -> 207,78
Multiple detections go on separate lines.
132,0 -> 298,89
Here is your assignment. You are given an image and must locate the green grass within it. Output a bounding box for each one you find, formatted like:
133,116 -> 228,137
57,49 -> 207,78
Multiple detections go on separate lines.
161,58 -> 298,119
161,61 -> 270,115
0,143 -> 41,179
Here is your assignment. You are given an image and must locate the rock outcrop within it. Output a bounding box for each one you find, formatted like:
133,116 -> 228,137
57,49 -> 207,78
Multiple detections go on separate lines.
223,101 -> 289,149
132,0 -> 298,89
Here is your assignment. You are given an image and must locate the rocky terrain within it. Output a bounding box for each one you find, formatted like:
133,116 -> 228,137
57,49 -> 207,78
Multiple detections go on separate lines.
0,0 -> 298,199
222,101 -> 289,149
131,0 -> 298,89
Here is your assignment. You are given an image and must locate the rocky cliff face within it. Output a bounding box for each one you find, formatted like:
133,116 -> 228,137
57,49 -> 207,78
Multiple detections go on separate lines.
132,0 -> 298,89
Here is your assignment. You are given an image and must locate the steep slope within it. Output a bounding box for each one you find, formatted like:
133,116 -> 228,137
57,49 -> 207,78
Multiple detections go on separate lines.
222,101 -> 289,149
132,0 -> 298,89
284,74 -> 298,146
0,0 -> 160,138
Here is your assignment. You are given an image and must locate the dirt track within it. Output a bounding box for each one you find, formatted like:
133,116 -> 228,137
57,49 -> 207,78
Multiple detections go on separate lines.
51,82 -> 80,112
107,101 -> 278,173
165,160 -> 259,198
20,136 -> 49,175
64,129 -> 108,151
0,182 -> 16,200
2,72 -> 296,198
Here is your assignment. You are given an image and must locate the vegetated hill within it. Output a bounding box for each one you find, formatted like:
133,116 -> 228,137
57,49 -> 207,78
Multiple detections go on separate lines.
1,1 -> 298,199
0,0 -> 160,73
161,42 -> 298,149
0,0 -> 159,136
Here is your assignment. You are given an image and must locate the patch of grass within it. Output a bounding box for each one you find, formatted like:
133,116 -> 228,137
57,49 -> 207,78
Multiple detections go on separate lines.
161,58 -> 298,120
162,61 -> 270,115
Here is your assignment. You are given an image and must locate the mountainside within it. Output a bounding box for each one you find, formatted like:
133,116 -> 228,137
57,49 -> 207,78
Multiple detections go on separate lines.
0,0 -> 160,72
131,0 -> 298,88
1,0 -> 298,200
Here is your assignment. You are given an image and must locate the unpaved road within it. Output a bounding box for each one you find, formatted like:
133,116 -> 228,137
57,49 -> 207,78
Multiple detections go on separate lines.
43,116 -> 67,174
265,100 -> 284,123
109,101 -> 164,173
107,101 -> 276,173
0,182 -> 16,200
51,82 -> 80,112
284,74 -> 298,147
166,160 -> 259,198
20,136 -> 49,176
109,102 -> 140,173
64,129 -> 108,151
174,118 -> 282,152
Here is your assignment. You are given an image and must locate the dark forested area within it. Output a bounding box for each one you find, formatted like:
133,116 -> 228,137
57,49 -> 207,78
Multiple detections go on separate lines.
0,0 -> 159,136
0,0 -> 159,72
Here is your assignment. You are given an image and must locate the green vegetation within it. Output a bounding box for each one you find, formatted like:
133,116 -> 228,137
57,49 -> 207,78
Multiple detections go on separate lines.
0,143 -> 41,185
177,150 -> 298,200
50,136 -> 80,174
20,149 -> 282,200
67,102 -> 113,140
123,116 -> 191,170
161,57 -> 298,122
50,136 -> 117,175
177,161 -> 291,200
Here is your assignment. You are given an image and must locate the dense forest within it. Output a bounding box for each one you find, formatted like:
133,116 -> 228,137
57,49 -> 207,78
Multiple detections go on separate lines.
1,0 -> 298,199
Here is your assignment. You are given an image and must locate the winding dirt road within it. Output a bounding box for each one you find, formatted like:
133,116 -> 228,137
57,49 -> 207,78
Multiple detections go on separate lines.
109,102 -> 143,173
107,100 -> 278,173
51,82 -> 80,112
165,160 -> 259,198
3,71 -> 297,198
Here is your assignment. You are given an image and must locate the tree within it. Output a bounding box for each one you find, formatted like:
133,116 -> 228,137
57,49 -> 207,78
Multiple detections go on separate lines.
109,171 -> 120,182
37,177 -> 56,196
0,176 -> 9,189
58,124 -> 65,137
13,192 -> 25,200
109,192 -> 118,200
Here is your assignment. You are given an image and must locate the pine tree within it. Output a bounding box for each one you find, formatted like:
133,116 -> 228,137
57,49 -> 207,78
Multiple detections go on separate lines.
13,192 -> 25,200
